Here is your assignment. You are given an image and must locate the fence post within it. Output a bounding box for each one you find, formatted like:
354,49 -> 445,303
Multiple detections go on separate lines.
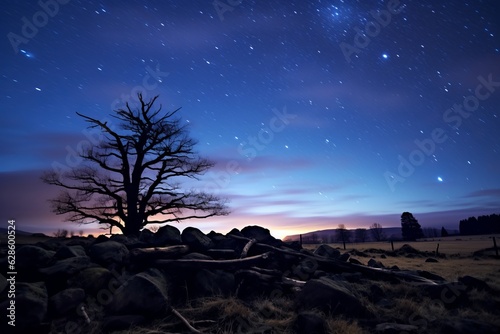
436,243 -> 440,256
299,234 -> 302,247
391,240 -> 394,251
493,237 -> 499,257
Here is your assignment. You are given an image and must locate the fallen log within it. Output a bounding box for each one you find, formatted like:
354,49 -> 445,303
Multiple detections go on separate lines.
240,238 -> 257,258
151,252 -> 270,270
129,245 -> 190,261
228,234 -> 439,285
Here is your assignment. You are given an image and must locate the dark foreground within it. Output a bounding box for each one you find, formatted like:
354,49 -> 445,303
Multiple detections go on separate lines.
1,225 -> 499,333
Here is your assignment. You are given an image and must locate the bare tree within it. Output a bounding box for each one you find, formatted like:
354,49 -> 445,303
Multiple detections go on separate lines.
369,223 -> 385,241
42,94 -> 229,236
354,228 -> 367,243
336,224 -> 351,249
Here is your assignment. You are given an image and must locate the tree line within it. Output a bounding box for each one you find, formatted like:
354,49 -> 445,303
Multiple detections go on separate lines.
459,214 -> 500,235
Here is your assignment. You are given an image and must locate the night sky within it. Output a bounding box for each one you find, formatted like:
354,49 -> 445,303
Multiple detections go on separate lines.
1,0 -> 499,239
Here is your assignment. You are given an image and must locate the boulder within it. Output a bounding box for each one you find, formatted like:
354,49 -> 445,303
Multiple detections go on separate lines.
40,256 -> 94,279
40,256 -> 95,294
425,257 -> 439,263
109,268 -> 169,316
458,275 -> 491,292
138,229 -> 155,244
54,245 -> 86,260
241,225 -> 280,245
154,225 -> 181,245
368,258 -> 385,268
189,269 -> 235,298
49,288 -> 86,317
423,282 -> 468,308
89,241 -> 129,266
313,244 -> 341,260
296,277 -> 368,317
13,282 -> 48,330
181,227 -> 214,252
67,267 -> 115,294
295,311 -> 327,334
17,245 -> 55,269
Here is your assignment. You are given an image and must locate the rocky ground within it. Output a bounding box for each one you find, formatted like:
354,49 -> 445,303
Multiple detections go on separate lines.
1,225 -> 499,333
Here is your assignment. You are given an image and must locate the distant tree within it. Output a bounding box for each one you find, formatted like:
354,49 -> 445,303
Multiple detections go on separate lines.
336,224 -> 351,244
401,212 -> 424,241
78,230 -> 84,237
42,94 -> 229,237
53,229 -> 68,238
459,214 -> 500,235
423,227 -> 439,238
441,226 -> 449,237
369,223 -> 385,241
354,228 -> 367,243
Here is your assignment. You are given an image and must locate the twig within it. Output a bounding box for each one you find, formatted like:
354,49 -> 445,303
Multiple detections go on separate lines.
171,307 -> 203,334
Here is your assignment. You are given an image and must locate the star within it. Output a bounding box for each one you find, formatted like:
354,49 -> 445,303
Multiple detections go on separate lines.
382,53 -> 389,60
437,177 -> 443,182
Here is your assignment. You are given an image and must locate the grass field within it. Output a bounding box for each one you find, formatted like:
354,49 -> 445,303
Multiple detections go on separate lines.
303,234 -> 500,255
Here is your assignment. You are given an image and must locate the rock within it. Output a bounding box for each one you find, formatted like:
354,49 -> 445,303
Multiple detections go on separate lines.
339,253 -> 350,262
368,258 -> 385,268
369,284 -> 385,303
297,277 -> 368,317
40,256 -> 95,294
40,256 -> 94,278
35,238 -> 65,251
295,311 -> 327,334
313,244 -> 341,260
154,225 -> 181,245
438,318 -> 498,334
375,323 -> 419,333
67,267 -> 116,294
181,227 -> 214,252
49,288 -> 85,317
102,315 -> 146,332
54,245 -> 86,260
425,257 -> 439,263
423,282 -> 468,308
398,244 -> 420,254
138,229 -> 155,244
89,241 -> 129,266
241,225 -> 280,245
349,258 -> 363,265
189,269 -> 235,298
458,275 -> 491,292
109,268 -> 169,316
17,245 -> 55,269
380,254 -> 387,259
227,228 -> 244,237
12,282 -> 48,330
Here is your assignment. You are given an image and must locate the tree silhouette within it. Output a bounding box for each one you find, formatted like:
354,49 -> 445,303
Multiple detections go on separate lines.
400,212 -> 424,241
42,94 -> 229,236
441,226 -> 449,237
336,224 -> 351,248
369,223 -> 385,241
354,228 -> 367,243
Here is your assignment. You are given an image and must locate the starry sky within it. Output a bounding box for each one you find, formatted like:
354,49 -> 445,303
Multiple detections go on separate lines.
1,0 -> 499,239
